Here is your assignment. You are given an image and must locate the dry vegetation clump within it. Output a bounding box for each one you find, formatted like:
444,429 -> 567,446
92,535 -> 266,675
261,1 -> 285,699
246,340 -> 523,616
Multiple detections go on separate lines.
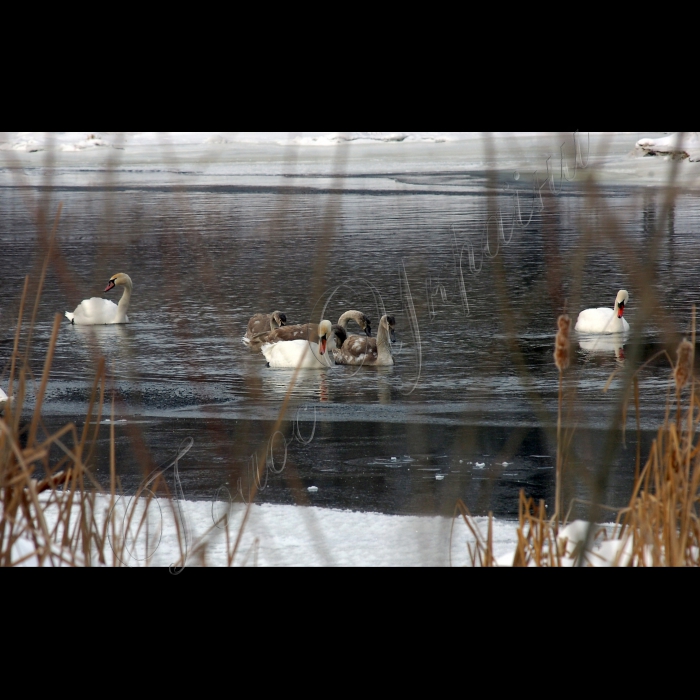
456,323 -> 700,567
0,275 -> 197,567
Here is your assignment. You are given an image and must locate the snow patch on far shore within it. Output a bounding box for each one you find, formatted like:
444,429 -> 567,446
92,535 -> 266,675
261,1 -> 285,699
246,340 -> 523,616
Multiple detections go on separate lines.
635,132 -> 700,162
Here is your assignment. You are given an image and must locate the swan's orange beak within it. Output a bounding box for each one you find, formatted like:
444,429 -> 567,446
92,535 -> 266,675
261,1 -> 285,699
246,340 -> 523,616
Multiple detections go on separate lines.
319,336 -> 327,355
617,301 -> 625,318
105,280 -> 116,292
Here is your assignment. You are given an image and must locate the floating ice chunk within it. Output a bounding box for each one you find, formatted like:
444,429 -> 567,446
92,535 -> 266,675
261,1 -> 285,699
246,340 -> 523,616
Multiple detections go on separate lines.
435,474 -> 445,480
502,462 -> 510,466
591,538 -> 633,567
558,520 -> 590,548
307,486 -> 318,493
496,550 -> 515,567
391,457 -> 396,461
475,462 -> 486,468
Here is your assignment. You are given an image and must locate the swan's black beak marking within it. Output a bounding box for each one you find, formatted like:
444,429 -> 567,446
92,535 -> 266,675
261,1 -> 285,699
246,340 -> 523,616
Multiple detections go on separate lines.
365,324 -> 372,337
105,280 -> 116,292
617,300 -> 625,318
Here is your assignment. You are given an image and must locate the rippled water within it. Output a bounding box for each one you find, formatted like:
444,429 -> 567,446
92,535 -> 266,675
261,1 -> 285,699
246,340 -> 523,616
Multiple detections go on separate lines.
2,141 -> 699,517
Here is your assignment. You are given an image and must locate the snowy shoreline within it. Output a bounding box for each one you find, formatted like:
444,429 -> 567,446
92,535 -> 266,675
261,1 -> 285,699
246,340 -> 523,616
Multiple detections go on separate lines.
2,131 -> 698,190
6,491 -> 631,567
0,131 -> 623,150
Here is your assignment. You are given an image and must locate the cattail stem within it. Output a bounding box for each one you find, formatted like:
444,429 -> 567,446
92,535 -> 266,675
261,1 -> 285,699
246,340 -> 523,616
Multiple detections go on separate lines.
556,369 -> 563,525
553,314 -> 571,526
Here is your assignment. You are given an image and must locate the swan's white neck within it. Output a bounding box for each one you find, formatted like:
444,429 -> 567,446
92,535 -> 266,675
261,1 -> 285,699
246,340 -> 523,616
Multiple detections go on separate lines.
607,298 -> 625,331
115,280 -> 132,323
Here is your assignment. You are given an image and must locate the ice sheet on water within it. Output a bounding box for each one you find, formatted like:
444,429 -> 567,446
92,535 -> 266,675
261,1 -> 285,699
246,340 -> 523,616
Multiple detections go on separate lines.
364,456 -> 414,468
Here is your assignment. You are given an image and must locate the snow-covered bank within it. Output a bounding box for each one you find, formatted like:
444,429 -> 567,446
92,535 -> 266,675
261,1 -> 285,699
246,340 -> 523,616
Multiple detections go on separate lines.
5,491 -> 642,567
2,131 -> 697,189
0,131 -> 603,151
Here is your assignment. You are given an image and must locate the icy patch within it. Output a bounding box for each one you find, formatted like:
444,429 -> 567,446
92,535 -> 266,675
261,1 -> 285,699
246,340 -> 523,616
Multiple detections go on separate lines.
307,486 -> 318,493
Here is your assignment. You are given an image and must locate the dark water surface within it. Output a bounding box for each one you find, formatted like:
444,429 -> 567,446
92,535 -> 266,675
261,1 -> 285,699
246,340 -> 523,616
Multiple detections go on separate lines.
2,143 -> 699,518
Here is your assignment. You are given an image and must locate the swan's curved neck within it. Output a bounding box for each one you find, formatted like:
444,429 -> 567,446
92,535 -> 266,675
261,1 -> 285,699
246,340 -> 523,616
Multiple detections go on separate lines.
376,322 -> 392,361
338,310 -> 362,329
115,281 -> 132,322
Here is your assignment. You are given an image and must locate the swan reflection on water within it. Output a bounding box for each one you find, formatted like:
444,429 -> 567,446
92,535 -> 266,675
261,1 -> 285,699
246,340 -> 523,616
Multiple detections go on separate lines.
260,362 -> 397,405
68,322 -> 132,347
577,332 -> 628,363
261,368 -> 331,403
65,323 -> 139,373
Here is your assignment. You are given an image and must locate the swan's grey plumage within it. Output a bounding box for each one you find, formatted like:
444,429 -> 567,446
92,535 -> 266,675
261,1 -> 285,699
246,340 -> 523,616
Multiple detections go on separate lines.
266,309 -> 371,345
332,315 -> 395,366
244,310 -> 287,344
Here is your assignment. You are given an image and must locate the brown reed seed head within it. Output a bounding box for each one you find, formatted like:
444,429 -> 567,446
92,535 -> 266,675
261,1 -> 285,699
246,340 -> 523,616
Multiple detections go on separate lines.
674,338 -> 694,392
554,314 -> 571,371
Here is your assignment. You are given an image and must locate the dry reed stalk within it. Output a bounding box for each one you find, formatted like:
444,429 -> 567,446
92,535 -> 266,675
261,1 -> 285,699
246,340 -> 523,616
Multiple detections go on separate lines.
553,314 -> 571,525
0,269 -> 195,567
458,315 -> 700,567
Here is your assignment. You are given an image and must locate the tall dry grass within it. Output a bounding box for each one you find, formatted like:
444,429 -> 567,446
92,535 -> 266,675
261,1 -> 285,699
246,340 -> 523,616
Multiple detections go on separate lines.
456,313 -> 700,566
0,282 -> 253,567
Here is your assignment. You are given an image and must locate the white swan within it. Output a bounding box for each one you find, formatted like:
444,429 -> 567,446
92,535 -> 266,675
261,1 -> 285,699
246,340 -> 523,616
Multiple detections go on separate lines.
575,290 -> 630,334
332,315 -> 396,367
0,386 -> 9,414
261,320 -> 340,368
65,273 -> 133,325
243,310 -> 287,344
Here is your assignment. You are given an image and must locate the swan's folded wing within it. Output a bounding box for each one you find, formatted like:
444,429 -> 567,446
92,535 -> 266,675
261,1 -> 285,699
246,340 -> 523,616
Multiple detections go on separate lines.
246,313 -> 269,338
575,305 -> 631,334
267,324 -> 318,343
70,297 -> 119,325
261,339 -> 333,368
